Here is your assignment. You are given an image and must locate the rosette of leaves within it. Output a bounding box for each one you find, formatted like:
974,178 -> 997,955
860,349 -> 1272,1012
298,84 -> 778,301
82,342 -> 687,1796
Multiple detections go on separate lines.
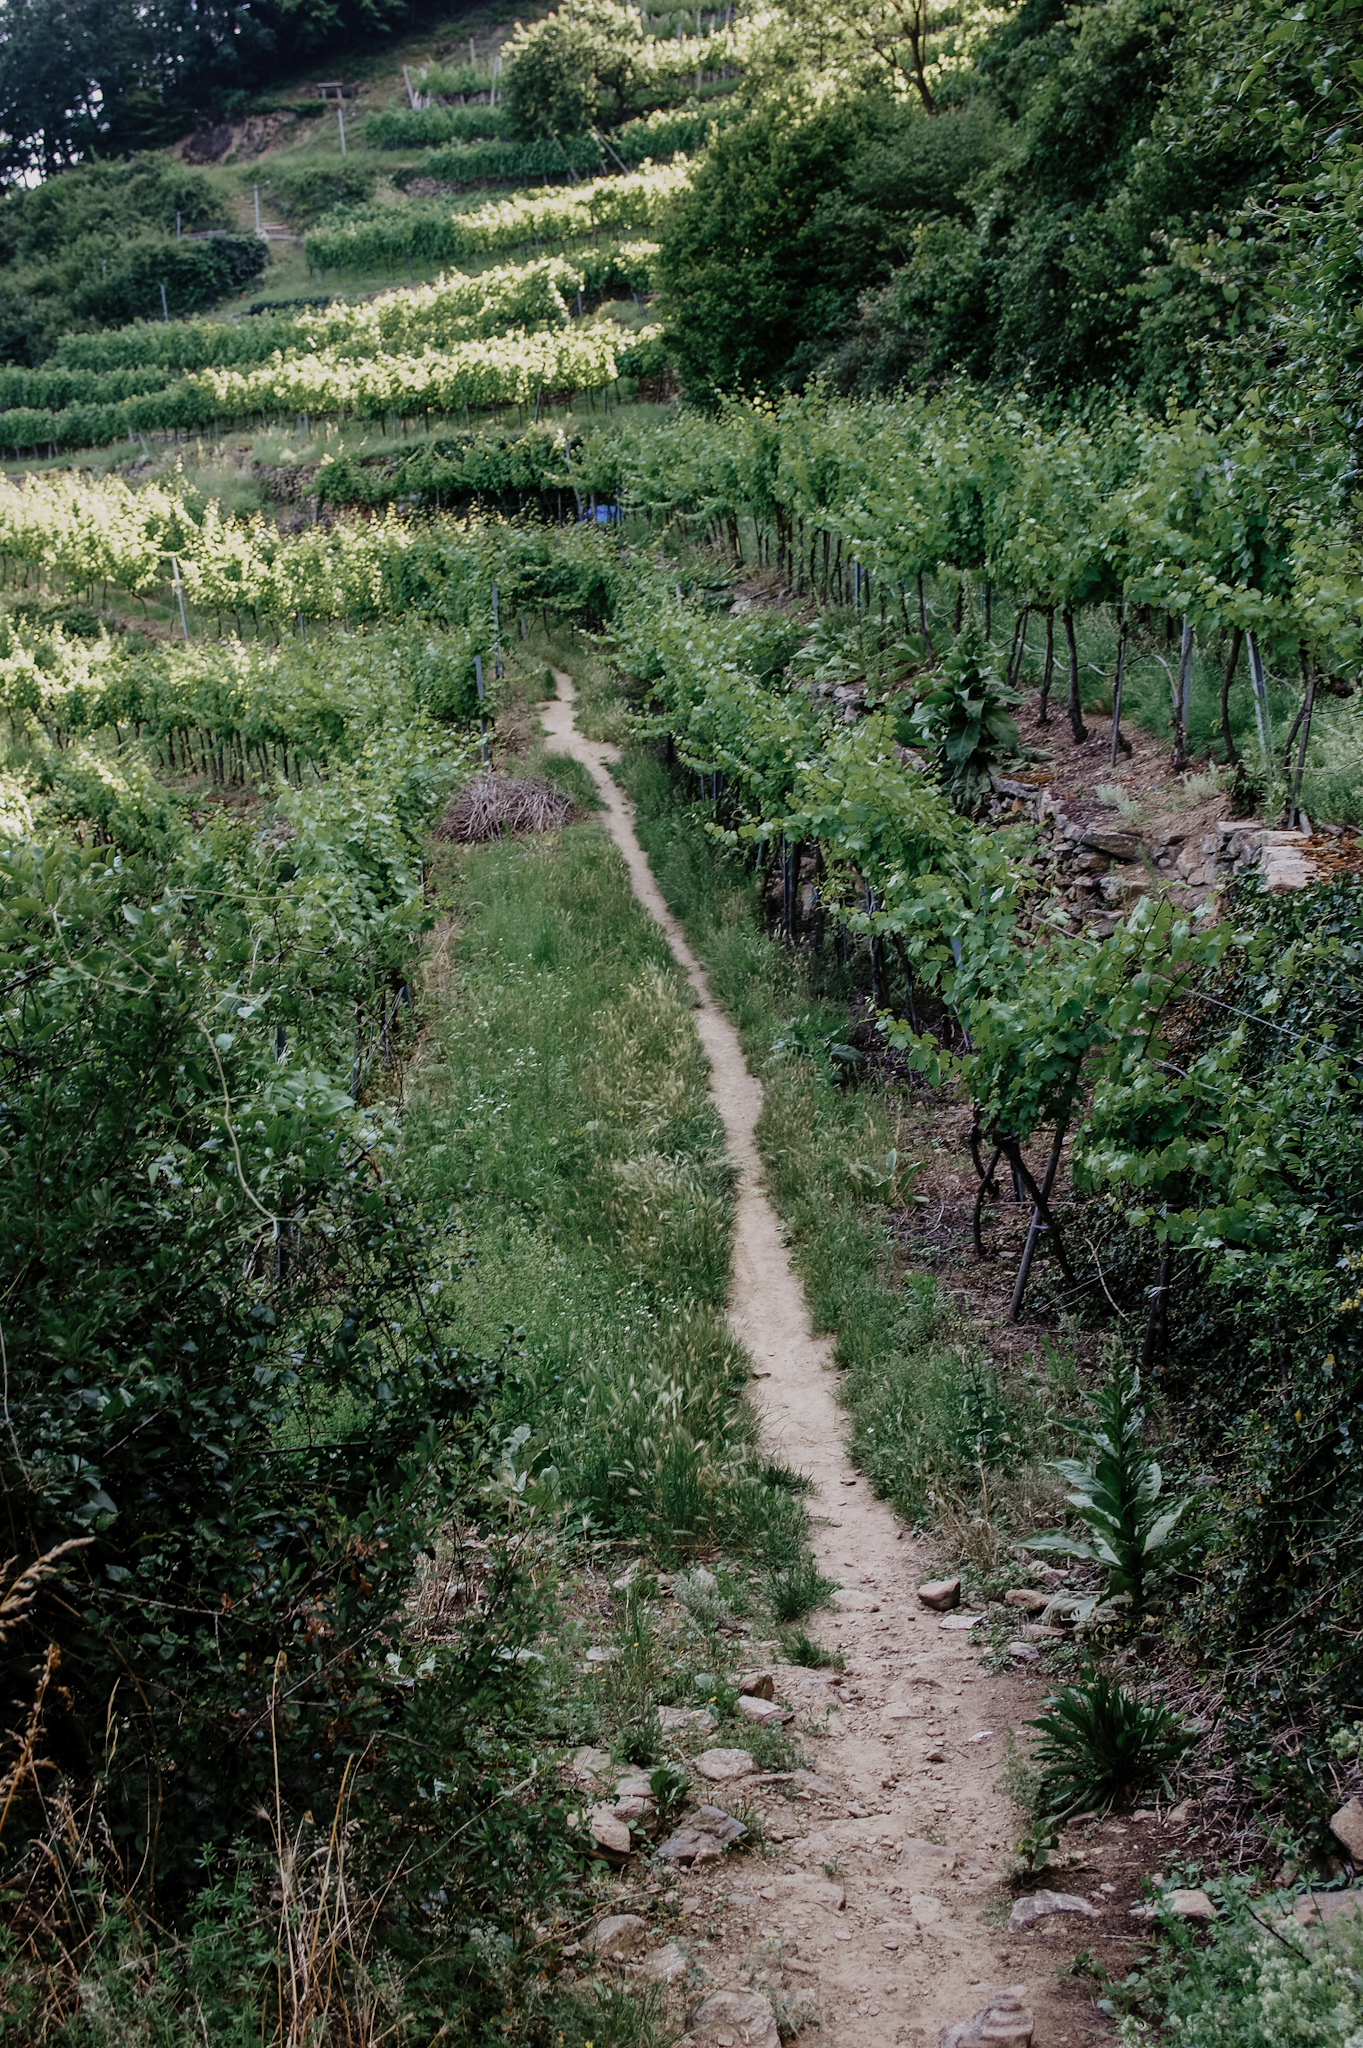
906,616 -> 1033,812
791,608 -> 927,703
1028,1670 -> 1192,1820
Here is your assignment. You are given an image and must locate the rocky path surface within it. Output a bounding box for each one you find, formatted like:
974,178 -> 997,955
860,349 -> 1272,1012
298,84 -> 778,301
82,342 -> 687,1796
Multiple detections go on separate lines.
542,674 -> 1101,2048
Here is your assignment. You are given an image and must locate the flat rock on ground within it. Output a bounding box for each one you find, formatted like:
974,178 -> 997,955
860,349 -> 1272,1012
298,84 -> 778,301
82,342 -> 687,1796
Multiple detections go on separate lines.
1296,1891 -> 1363,1928
685,1987 -> 780,2048
1009,1891 -> 1100,1931
586,1806 -> 631,1859
641,1938 -> 689,1982
695,1748 -> 758,1782
585,1913 -> 647,1959
1165,1888 -> 1217,1922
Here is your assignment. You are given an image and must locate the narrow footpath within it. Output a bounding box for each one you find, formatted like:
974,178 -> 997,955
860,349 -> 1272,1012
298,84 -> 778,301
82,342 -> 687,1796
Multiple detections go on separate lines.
542,673 -> 1104,2048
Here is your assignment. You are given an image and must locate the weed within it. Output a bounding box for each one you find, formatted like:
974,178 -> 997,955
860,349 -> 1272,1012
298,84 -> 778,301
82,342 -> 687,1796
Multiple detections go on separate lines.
1095,782 -> 1142,818
784,1629 -> 843,1670
938,1490 -> 1009,1583
1174,764 -> 1229,805
771,1009 -> 865,1084
1030,1358 -> 1207,1618
761,1459 -> 815,1495
1028,1670 -> 1193,1820
721,1796 -> 765,1848
770,1984 -> 823,2039
767,1555 -> 838,1623
947,1359 -> 1018,1470
796,1705 -> 835,1738
999,1727 -> 1044,1821
553,1976 -> 674,2047
1040,1336 -> 1079,1401
986,1463 -> 1072,1541
821,1858 -> 844,1879
906,610 -> 1040,813
673,1566 -> 730,1630
649,1761 -> 690,1823
1119,1876 -> 1363,2045
739,1720 -> 802,1773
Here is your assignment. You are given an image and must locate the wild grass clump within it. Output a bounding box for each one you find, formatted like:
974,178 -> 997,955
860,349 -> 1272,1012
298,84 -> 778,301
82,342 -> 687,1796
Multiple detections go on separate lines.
785,1629 -> 844,1669
767,1555 -> 838,1623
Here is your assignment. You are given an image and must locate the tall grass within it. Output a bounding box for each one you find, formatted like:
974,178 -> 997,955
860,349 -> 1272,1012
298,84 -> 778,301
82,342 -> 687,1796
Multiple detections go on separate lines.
405,804 -> 804,1558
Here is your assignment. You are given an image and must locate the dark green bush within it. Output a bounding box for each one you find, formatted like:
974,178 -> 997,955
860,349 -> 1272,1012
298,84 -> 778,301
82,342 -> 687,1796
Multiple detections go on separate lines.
65,233 -> 270,326
0,837 -> 511,1896
0,157 -> 230,266
266,161 -> 377,227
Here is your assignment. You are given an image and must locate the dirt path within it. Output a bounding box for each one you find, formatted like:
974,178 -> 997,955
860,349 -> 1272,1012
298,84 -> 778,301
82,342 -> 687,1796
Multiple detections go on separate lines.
542,674 -> 1097,2048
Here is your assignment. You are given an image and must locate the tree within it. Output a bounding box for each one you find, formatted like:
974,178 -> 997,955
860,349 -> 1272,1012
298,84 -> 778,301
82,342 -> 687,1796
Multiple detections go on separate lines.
0,0 -> 417,182
656,96 -> 942,404
780,0 -> 1008,114
0,0 -> 133,180
502,0 -> 644,141
820,0 -> 1289,402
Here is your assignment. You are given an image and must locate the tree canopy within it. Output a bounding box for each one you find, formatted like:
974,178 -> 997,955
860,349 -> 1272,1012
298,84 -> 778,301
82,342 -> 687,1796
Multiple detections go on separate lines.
655,94 -> 1003,403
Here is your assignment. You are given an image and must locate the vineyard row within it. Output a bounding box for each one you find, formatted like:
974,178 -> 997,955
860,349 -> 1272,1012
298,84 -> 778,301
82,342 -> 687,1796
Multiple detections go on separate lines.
607,395 -> 1362,688
0,321 -> 665,456
303,160 -> 690,272
42,246 -> 657,378
370,98 -> 737,165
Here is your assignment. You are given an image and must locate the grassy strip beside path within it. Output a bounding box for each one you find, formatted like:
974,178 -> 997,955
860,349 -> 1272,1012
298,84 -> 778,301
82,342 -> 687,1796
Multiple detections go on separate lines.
607,732 -> 1057,1543
406,794 -> 808,1557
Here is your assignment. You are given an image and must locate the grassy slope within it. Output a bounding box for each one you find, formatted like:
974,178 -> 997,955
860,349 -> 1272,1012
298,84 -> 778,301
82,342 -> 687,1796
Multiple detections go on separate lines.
4,648 -> 828,2043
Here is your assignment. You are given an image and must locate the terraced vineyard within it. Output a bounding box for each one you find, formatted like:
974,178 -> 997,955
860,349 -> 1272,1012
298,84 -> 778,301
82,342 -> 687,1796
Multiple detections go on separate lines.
2,2 -> 1362,2044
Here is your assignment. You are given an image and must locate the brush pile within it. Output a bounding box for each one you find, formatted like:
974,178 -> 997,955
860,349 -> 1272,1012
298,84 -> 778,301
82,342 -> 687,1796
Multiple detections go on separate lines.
437,774 -> 573,842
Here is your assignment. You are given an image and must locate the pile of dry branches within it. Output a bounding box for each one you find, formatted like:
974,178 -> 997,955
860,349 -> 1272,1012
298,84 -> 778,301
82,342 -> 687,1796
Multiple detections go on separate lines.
436,776 -> 572,843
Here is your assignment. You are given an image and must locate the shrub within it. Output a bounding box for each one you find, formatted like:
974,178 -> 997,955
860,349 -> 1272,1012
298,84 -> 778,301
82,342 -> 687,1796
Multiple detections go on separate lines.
0,157 -> 230,266
906,611 -> 1034,812
267,161 -> 377,227
502,0 -> 645,140
1118,1879 -> 1363,2046
673,1565 -> 731,1629
0,829 -> 509,1900
66,233 -> 270,326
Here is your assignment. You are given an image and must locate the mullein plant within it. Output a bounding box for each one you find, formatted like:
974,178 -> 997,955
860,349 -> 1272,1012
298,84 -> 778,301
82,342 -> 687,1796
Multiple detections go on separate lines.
1029,1358 -> 1208,1626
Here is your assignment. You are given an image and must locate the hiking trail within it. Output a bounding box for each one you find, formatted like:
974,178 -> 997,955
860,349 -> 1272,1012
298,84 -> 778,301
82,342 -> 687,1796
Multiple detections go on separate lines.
542,670 -> 1101,2048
